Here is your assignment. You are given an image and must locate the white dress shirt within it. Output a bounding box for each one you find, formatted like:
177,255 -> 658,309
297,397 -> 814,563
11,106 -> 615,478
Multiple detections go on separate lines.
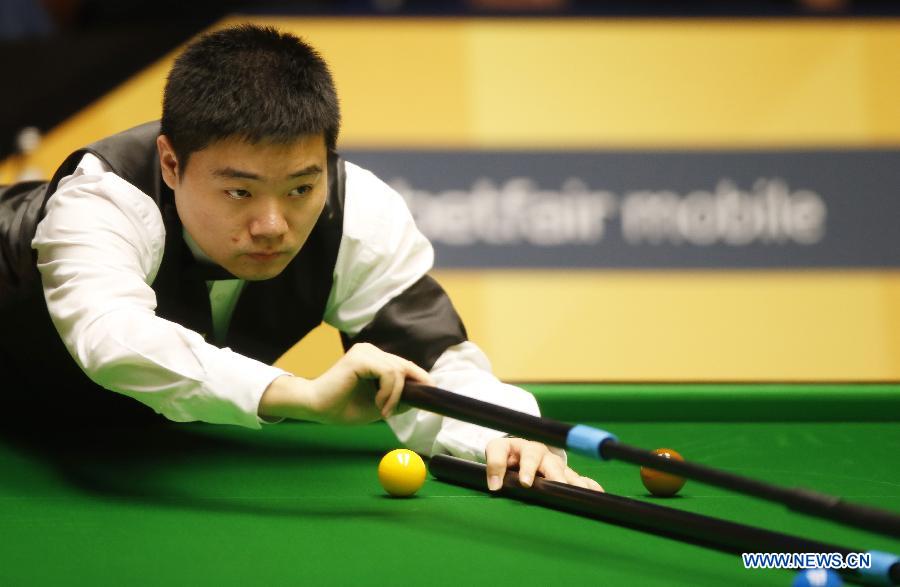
32,153 -> 545,462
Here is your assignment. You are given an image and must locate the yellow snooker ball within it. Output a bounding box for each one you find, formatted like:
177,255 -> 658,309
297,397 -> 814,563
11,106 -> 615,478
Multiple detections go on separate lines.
378,449 -> 426,497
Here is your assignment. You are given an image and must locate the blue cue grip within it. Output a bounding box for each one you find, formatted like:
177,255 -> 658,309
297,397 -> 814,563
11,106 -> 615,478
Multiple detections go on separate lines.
566,424 -> 618,460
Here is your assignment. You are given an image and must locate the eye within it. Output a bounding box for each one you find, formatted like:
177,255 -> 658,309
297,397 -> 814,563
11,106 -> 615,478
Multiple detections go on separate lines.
289,185 -> 313,197
225,189 -> 251,200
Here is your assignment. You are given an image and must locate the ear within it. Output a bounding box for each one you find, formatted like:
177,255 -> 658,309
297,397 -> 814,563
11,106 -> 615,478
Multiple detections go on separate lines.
157,134 -> 180,190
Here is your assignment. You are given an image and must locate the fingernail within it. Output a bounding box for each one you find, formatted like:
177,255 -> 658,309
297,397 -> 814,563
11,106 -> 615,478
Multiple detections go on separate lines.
519,473 -> 532,486
488,475 -> 501,491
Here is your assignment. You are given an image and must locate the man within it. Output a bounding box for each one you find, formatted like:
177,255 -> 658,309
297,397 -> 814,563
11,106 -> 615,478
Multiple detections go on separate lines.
0,24 -> 601,492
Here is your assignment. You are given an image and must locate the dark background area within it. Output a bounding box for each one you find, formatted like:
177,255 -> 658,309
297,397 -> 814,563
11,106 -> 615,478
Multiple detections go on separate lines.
2,0 -> 899,160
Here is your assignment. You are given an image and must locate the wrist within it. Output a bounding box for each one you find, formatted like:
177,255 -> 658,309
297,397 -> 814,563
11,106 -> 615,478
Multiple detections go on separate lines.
258,375 -> 318,421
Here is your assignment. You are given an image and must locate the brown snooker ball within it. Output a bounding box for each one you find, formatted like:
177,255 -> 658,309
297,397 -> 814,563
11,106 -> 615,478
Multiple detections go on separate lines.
640,448 -> 686,497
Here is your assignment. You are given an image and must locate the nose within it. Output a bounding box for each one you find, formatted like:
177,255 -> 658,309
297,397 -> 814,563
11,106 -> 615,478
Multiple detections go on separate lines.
248,199 -> 289,242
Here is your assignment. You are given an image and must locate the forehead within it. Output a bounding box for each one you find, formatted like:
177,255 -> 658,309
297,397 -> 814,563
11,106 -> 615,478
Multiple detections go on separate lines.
192,134 -> 327,174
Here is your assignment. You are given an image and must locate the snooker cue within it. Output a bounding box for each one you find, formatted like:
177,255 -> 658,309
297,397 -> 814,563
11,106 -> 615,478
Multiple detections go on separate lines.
401,382 -> 900,539
429,455 -> 900,587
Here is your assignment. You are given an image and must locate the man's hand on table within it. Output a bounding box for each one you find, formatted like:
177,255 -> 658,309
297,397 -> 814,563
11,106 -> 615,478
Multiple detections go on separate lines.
485,437 -> 604,492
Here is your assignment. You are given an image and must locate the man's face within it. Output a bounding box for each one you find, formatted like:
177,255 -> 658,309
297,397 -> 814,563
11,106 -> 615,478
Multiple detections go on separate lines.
158,134 -> 328,281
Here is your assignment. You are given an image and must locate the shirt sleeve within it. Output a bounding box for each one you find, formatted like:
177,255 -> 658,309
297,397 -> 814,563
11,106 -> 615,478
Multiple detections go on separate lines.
32,153 -> 288,428
325,162 -> 559,463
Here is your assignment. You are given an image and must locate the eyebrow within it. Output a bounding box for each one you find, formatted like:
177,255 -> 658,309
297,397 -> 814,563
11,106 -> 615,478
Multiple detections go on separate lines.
212,164 -> 323,181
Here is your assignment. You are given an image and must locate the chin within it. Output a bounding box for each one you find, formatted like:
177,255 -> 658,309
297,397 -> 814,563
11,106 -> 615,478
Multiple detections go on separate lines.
240,268 -> 285,281
232,261 -> 289,281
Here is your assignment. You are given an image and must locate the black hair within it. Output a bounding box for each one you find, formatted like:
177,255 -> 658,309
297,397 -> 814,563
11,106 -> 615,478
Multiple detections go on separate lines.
161,24 -> 340,170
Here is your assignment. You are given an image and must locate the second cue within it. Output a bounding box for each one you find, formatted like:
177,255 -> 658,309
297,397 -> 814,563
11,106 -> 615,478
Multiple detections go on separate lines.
430,455 -> 900,587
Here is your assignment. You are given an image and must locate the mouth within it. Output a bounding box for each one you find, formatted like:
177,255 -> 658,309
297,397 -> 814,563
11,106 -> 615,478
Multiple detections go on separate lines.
245,251 -> 287,262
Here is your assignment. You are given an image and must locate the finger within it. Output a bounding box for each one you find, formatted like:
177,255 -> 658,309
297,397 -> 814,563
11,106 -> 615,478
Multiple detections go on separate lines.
351,347 -> 390,386
563,468 -> 604,492
586,477 -> 605,493
402,359 -> 433,386
562,468 -> 592,489
536,454 -> 568,484
484,437 -> 511,491
380,365 -> 406,419
506,449 -> 520,469
516,442 -> 543,488
373,361 -> 398,412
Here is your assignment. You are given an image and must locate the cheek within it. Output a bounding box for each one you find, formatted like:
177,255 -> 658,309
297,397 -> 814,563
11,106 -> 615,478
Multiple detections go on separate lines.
178,188 -> 242,244
178,184 -> 214,223
295,197 -> 327,235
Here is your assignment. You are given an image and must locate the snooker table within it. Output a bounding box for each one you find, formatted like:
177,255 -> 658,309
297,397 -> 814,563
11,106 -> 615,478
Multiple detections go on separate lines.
0,383 -> 898,586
